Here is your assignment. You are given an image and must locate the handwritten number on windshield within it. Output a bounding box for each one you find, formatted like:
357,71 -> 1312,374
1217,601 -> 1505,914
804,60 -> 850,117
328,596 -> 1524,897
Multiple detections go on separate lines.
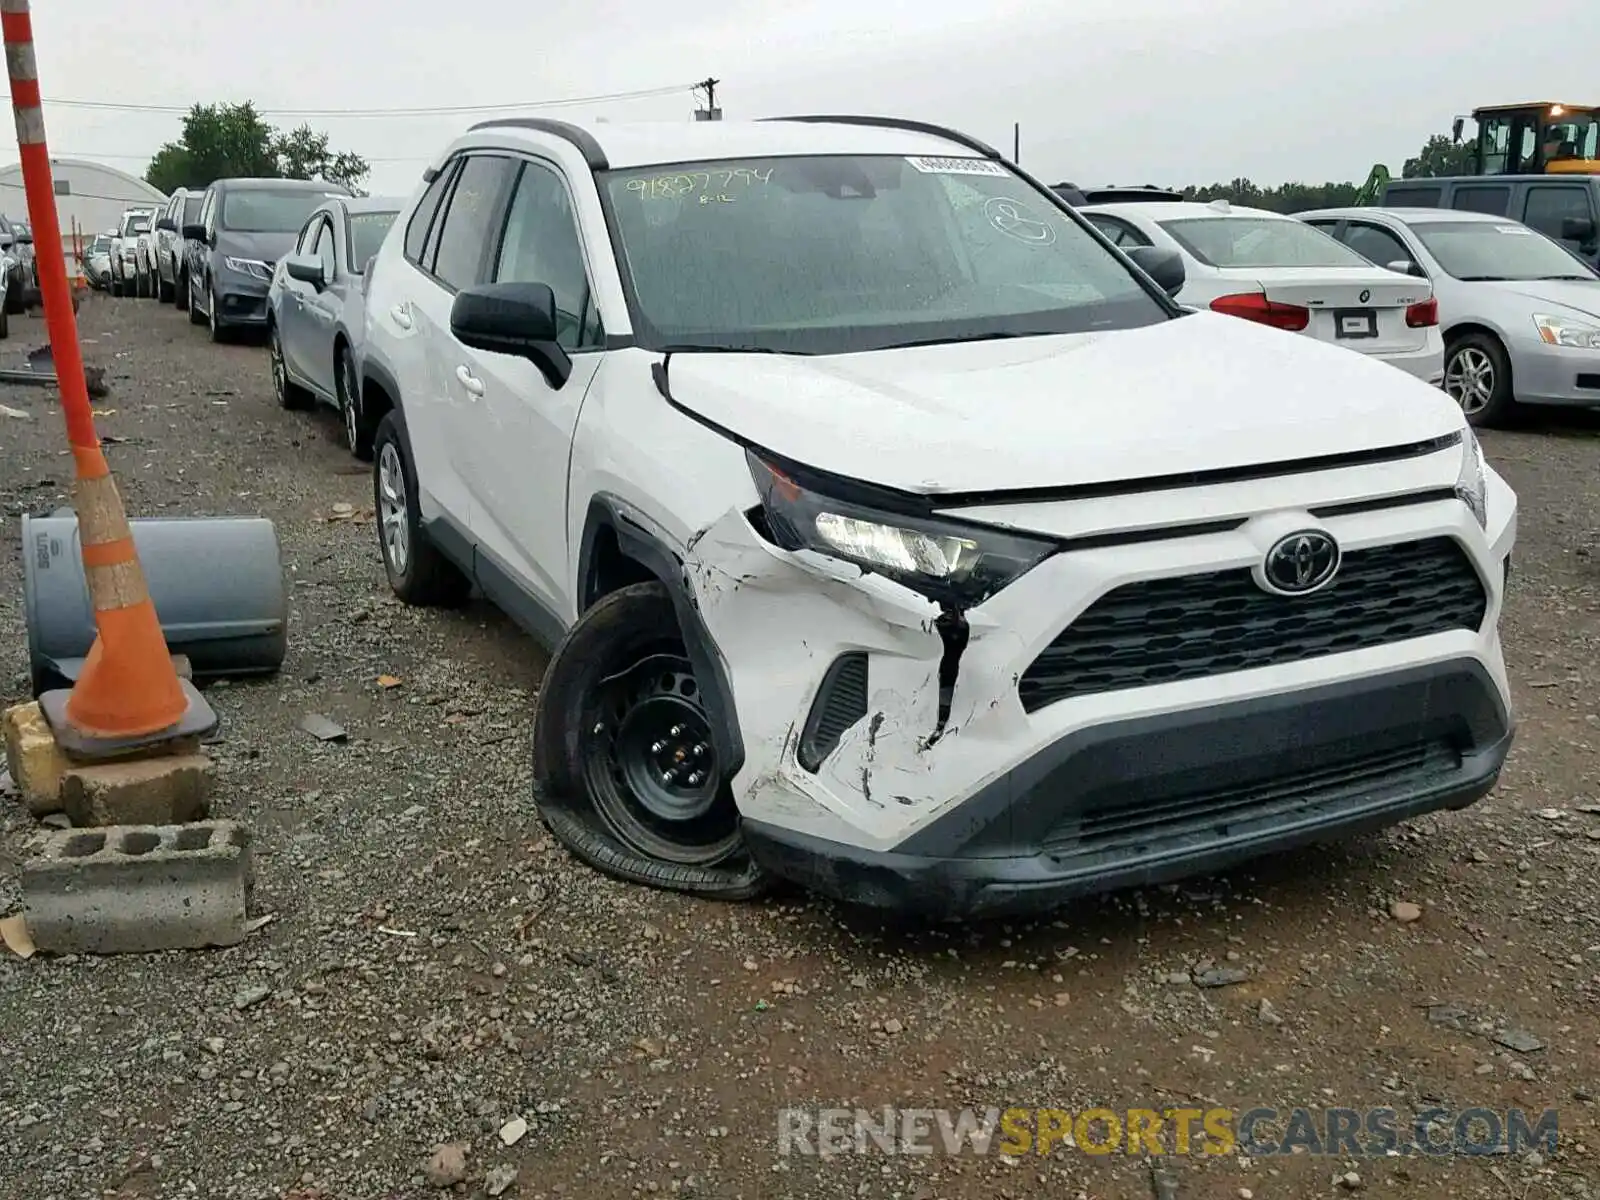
625,168 -> 774,200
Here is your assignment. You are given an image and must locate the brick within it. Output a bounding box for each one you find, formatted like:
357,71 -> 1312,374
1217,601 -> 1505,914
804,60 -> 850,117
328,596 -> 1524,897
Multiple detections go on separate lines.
60,754 -> 214,828
3,701 -> 70,817
22,821 -> 252,954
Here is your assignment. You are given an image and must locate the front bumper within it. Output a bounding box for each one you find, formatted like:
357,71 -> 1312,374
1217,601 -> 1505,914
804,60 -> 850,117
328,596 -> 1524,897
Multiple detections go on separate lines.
214,276 -> 270,325
680,439 -> 1517,917
1510,336 -> 1600,407
743,659 -> 1513,916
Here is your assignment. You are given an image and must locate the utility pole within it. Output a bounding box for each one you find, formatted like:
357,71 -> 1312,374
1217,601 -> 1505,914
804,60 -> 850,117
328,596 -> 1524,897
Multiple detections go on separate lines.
694,77 -> 722,121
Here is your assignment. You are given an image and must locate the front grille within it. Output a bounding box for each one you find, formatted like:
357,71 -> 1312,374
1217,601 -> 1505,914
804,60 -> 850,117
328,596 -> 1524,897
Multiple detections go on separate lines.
1019,537 -> 1487,712
1042,738 -> 1460,861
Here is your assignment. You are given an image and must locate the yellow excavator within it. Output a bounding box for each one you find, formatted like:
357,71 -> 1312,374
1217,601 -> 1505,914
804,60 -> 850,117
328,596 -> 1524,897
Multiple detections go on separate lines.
1453,102 -> 1600,175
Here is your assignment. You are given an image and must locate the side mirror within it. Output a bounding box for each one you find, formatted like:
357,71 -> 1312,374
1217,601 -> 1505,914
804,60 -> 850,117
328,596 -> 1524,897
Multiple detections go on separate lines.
15,230 -> 31,245
1124,245 -> 1186,297
451,281 -> 572,389
181,222 -> 206,241
1561,216 -> 1596,242
284,253 -> 325,288
155,217 -> 175,233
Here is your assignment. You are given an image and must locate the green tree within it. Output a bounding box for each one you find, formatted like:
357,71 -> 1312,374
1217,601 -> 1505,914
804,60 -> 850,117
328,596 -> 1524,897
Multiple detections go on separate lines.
144,102 -> 368,195
1402,133 -> 1475,179
1177,130 -> 1475,213
270,124 -> 370,194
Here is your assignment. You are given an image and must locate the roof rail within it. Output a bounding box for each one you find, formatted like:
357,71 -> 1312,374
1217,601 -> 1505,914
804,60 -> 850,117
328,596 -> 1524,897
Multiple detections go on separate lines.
465,117 -> 609,170
761,114 -> 1003,160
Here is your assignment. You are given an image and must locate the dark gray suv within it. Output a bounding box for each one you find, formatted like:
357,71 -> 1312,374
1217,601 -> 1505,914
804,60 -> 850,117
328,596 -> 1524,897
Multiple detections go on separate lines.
183,177 -> 354,341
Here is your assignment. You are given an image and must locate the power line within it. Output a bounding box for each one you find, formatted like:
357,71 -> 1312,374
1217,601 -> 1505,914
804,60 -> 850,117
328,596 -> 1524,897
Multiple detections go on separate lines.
0,83 -> 699,119
47,150 -> 432,164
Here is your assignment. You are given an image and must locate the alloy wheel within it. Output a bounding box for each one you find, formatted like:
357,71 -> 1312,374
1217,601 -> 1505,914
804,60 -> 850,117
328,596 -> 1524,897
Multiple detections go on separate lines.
341,353 -> 360,449
269,331 -> 287,402
1444,346 -> 1494,416
377,441 -> 410,576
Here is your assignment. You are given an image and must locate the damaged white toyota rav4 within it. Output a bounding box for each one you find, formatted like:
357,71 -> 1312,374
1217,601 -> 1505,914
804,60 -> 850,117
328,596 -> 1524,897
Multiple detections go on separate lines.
357,114 -> 1518,918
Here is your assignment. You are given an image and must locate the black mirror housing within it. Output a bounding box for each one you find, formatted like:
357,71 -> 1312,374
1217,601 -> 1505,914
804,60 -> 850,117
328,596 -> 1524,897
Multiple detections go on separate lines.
155,217 -> 175,232
1124,244 -> 1186,297
1561,216 -> 1596,242
181,222 -> 206,241
450,281 -> 572,388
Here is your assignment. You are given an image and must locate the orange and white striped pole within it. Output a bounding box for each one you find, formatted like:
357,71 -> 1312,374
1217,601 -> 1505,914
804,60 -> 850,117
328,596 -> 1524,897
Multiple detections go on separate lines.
3,0 -> 204,746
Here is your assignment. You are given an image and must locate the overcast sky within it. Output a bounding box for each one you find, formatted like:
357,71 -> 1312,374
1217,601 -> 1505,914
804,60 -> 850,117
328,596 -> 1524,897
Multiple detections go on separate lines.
20,0 -> 1600,198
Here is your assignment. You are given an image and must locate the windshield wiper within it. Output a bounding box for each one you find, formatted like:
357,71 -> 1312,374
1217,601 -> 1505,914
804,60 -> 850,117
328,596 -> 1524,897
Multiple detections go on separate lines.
657,342 -> 803,355
877,330 -> 1035,351
1534,274 -> 1596,281
1455,275 -> 1510,282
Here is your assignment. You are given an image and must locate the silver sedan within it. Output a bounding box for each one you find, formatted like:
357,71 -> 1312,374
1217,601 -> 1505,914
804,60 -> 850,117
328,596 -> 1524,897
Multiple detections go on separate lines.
1297,206 -> 1600,427
267,195 -> 401,460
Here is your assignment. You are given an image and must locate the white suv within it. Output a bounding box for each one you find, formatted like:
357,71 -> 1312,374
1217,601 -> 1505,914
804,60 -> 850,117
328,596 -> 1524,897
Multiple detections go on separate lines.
358,115 -> 1518,917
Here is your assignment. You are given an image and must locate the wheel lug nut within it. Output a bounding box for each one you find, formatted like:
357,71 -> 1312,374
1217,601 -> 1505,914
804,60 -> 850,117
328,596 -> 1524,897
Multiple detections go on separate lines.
693,743 -> 708,757
669,724 -> 685,737
592,723 -> 604,735
686,772 -> 704,786
650,740 -> 666,754
660,771 -> 675,786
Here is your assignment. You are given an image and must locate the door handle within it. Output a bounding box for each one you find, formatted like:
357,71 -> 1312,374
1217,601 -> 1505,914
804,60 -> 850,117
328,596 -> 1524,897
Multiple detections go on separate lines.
455,365 -> 485,397
390,303 -> 412,330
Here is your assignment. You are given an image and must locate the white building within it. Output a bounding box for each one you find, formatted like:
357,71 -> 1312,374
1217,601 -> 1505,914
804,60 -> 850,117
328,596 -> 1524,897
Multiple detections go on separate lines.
0,156 -> 166,247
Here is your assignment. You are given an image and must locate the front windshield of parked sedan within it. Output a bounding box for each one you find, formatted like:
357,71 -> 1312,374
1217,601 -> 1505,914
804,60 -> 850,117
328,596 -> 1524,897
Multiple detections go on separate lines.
1411,220 -> 1599,282
600,154 -> 1170,354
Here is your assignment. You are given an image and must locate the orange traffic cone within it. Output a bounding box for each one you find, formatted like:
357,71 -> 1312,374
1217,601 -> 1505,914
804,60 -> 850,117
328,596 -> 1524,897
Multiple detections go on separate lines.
6,0 -> 215,754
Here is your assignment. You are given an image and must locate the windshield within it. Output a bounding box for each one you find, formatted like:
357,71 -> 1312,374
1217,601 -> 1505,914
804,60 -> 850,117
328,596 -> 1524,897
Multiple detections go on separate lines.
347,210 -> 397,273
599,154 -> 1167,353
124,214 -> 150,235
1158,216 -> 1373,269
182,196 -> 202,224
222,188 -> 341,234
89,236 -> 110,252
1412,220 -> 1595,281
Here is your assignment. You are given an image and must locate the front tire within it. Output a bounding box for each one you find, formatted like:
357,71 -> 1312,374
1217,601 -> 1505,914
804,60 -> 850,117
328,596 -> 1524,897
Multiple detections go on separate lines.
187,275 -> 205,325
371,408 -> 470,607
269,323 -> 312,410
207,285 -> 227,342
1445,333 -> 1515,428
532,582 -> 772,901
174,269 -> 189,310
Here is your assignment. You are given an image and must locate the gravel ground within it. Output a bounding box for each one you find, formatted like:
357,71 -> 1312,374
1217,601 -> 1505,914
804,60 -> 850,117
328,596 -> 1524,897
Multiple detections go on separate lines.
1,295 -> 1598,1200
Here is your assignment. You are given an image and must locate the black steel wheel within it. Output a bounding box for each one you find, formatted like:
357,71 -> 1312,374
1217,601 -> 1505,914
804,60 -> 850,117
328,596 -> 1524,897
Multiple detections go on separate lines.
533,582 -> 770,899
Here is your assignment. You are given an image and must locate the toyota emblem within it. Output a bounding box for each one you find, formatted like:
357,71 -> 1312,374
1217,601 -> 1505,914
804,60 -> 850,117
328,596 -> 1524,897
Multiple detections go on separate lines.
1259,530 -> 1341,595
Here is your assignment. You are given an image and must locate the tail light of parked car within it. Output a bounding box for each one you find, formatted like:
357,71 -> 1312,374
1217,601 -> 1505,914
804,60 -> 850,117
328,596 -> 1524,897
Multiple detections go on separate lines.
1404,298 -> 1438,328
1208,292 -> 1310,332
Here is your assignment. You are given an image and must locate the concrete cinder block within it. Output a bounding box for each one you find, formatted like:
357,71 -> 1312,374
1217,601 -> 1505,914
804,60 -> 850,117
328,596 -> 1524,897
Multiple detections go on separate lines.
3,701 -> 71,817
22,821 -> 252,954
60,753 -> 214,828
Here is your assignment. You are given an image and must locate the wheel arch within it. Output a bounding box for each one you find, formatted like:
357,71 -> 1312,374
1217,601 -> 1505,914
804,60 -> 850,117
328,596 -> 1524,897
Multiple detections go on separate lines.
577,495 -> 746,781
361,356 -> 402,427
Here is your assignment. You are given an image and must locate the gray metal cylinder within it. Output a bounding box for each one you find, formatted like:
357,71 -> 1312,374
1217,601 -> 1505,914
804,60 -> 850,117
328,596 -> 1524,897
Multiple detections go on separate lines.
21,511 -> 288,695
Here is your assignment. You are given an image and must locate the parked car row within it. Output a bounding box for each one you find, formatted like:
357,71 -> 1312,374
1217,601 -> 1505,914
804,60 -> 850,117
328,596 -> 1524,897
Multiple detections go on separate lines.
122,117 -> 1522,917
1050,183 -> 1600,428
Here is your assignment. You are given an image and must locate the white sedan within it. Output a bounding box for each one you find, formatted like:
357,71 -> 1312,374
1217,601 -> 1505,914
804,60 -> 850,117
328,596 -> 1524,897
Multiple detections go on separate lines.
1079,198 -> 1445,385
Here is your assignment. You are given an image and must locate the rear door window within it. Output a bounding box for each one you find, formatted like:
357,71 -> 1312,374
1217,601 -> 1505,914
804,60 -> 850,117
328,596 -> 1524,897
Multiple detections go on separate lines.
428,155 -> 519,292
1451,185 -> 1511,216
1523,185 -> 1596,245
1385,187 -> 1441,208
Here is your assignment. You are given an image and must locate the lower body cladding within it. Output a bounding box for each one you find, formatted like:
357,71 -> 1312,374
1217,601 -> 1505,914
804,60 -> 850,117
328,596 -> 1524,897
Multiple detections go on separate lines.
1510,338 -> 1600,408
686,480 -> 1516,919
212,279 -> 270,328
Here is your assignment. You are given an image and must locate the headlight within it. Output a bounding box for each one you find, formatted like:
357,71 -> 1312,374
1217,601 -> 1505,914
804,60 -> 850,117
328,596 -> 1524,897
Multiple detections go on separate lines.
224,256 -> 271,281
1533,313 -> 1600,349
1454,427 -> 1488,529
746,451 -> 1055,606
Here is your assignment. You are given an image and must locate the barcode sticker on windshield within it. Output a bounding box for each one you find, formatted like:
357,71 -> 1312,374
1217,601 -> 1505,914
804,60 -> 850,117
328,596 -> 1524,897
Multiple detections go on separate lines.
905,156 -> 1008,176
1496,225 -> 1535,235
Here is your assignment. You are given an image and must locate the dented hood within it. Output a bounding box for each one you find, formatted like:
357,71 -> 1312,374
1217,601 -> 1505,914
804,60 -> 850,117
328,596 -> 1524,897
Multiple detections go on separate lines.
665,311 -> 1465,496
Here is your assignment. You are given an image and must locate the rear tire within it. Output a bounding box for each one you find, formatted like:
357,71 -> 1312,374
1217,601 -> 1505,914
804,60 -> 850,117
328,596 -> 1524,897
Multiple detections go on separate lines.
1444,332 -> 1515,429
336,343 -> 373,460
532,582 -> 772,901
372,408 -> 470,608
